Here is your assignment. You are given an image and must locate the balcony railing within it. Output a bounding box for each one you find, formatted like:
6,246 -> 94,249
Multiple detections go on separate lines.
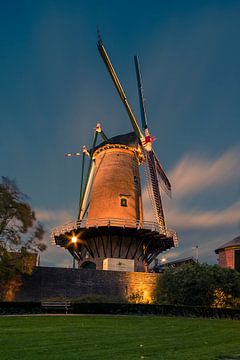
51,217 -> 178,246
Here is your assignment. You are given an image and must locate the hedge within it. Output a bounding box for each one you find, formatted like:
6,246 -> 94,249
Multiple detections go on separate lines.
1,302 -> 240,319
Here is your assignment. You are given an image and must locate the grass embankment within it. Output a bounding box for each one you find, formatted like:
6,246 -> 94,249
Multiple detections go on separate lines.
0,316 -> 239,360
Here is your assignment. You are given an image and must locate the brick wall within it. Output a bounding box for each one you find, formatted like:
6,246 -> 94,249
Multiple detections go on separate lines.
218,249 -> 234,269
15,267 -> 159,302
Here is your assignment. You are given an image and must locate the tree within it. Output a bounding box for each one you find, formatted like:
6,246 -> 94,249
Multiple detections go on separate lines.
0,177 -> 46,300
157,262 -> 240,307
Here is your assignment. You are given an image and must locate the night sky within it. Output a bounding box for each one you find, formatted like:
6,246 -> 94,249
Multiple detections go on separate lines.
1,0 -> 240,267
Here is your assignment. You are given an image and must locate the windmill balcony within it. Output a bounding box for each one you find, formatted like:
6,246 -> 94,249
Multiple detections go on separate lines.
51,217 -> 178,247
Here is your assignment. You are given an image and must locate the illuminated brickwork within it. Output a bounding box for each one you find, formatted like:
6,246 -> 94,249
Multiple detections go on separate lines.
15,266 -> 158,303
88,145 -> 143,224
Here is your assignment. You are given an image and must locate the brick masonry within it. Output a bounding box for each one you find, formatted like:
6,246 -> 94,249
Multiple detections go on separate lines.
15,266 -> 159,302
218,249 -> 234,269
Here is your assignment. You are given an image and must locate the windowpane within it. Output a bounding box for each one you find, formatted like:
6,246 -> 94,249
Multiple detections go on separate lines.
121,198 -> 127,207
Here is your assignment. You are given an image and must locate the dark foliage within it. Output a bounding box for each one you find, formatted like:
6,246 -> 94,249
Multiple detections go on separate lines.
0,177 -> 45,250
1,302 -> 240,319
158,262 -> 240,307
0,177 -> 46,299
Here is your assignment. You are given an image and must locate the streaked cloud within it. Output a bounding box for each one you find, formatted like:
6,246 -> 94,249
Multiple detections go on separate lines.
36,209 -> 74,225
169,146 -> 240,199
40,236 -> 72,268
161,228 -> 239,265
143,146 -> 240,264
35,210 -> 74,267
167,201 -> 240,230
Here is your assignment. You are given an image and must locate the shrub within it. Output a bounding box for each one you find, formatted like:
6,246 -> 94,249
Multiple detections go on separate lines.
157,263 -> 240,307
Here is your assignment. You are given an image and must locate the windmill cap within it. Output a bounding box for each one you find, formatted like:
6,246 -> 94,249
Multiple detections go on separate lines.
94,131 -> 140,151
215,236 -> 240,254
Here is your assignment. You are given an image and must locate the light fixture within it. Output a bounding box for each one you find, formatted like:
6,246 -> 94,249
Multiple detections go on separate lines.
71,236 -> 77,243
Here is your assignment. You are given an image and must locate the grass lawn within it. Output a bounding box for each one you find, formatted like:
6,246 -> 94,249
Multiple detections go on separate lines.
0,315 -> 240,360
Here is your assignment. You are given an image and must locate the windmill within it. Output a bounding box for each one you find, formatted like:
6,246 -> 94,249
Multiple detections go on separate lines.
53,35 -> 178,272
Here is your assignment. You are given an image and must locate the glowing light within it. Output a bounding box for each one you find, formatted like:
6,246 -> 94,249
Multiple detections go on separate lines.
71,236 -> 77,243
161,258 -> 166,263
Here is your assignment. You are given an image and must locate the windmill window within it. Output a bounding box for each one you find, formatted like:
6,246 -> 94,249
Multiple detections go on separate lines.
121,198 -> 128,207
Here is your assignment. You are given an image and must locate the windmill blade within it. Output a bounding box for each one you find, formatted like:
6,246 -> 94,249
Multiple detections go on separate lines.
78,161 -> 95,221
134,55 -> 156,153
134,55 -> 171,197
145,151 -> 166,234
134,55 -> 148,131
152,150 -> 172,198
97,36 -> 144,141
65,152 -> 81,157
78,130 -> 99,220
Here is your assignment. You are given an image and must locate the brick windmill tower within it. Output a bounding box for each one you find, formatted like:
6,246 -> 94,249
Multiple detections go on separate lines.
53,35 -> 178,272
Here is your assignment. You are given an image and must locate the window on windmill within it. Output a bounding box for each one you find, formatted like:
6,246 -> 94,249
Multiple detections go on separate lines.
120,198 -> 128,207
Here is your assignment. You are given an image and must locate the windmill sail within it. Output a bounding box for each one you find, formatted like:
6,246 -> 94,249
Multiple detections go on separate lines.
97,37 -> 143,141
152,150 -> 171,198
134,56 -> 170,232
134,56 -> 148,130
145,151 -> 166,234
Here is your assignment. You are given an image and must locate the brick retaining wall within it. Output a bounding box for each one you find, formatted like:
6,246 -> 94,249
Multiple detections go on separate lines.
15,267 -> 159,302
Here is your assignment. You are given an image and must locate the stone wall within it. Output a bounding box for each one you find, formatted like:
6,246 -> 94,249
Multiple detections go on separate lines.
15,267 -> 159,303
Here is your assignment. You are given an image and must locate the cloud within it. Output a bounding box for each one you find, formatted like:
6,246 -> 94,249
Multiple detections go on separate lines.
167,201 -> 240,230
142,146 -> 240,264
39,236 -> 72,268
169,146 -> 240,200
34,209 -> 74,267
36,209 -> 74,225
164,227 -> 240,265
34,208 -> 75,267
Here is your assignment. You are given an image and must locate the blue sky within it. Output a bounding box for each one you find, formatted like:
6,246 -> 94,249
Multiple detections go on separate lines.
1,0 -> 240,267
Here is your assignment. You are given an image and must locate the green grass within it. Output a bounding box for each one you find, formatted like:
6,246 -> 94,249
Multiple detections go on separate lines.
0,316 -> 240,360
